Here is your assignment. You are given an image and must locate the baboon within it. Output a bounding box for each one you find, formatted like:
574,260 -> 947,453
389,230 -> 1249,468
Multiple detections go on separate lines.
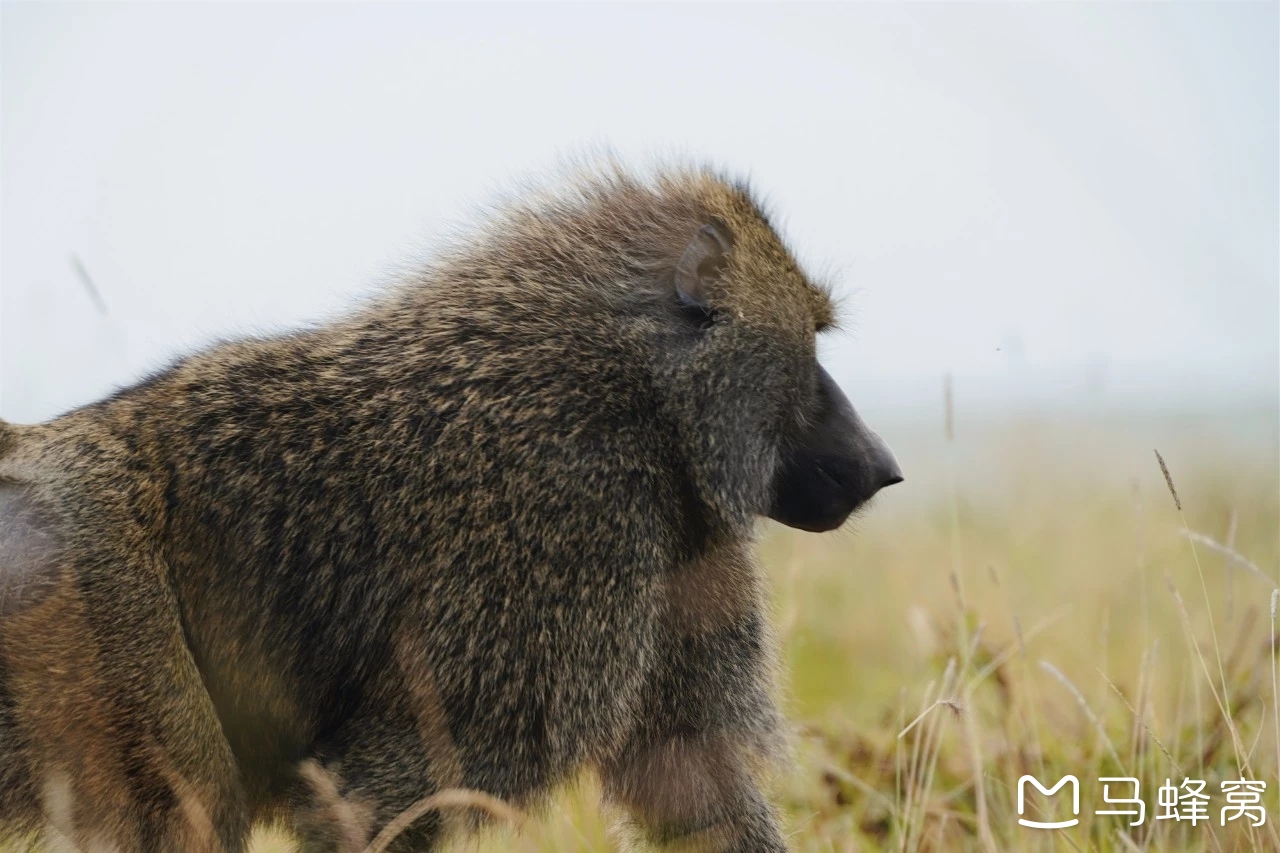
0,165 -> 902,852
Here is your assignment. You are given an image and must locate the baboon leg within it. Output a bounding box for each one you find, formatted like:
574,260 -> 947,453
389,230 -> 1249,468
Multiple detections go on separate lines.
0,508 -> 247,852
602,732 -> 786,853
602,575 -> 787,853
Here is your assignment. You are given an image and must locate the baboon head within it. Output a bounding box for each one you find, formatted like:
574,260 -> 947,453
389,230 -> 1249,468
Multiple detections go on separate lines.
648,173 -> 902,533
449,167 -> 900,536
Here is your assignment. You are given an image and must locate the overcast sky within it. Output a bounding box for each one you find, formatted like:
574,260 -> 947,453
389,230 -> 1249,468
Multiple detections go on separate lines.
2,2 -> 1276,424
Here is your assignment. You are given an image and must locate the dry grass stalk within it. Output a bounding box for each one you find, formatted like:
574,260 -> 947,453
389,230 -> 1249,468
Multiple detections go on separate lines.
1039,660 -> 1125,773
362,789 -> 523,853
1180,530 -> 1275,588
1154,449 -> 1180,511
1097,667 -> 1181,775
1164,578 -> 1253,779
298,761 -> 370,853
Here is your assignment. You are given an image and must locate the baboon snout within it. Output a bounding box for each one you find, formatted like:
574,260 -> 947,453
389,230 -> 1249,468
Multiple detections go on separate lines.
766,367 -> 902,533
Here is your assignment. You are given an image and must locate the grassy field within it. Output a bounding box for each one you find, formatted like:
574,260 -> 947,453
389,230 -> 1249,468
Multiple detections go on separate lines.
20,405 -> 1280,853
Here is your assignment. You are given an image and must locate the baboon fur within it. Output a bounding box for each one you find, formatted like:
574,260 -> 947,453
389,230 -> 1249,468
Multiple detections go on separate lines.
0,166 -> 844,851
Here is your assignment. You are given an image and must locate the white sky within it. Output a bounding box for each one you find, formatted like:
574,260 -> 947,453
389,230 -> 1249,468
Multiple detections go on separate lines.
2,2 -> 1277,424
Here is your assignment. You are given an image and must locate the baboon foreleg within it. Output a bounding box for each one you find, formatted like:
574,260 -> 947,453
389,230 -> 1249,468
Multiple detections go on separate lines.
602,599 -> 787,852
602,731 -> 786,852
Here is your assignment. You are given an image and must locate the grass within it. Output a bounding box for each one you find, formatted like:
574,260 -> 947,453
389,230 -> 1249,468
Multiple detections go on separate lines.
18,405 -> 1280,852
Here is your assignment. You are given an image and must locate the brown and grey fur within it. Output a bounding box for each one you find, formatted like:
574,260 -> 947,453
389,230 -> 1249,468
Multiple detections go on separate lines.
0,166 -> 883,851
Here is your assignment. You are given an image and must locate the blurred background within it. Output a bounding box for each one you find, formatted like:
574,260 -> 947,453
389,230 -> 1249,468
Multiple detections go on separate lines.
2,3 -> 1277,851
3,2 -> 1276,424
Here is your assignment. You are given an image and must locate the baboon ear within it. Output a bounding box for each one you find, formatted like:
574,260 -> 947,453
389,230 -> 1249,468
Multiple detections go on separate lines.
675,222 -> 732,308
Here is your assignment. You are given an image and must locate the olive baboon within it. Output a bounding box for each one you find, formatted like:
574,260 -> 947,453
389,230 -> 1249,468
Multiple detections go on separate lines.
0,166 -> 901,851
